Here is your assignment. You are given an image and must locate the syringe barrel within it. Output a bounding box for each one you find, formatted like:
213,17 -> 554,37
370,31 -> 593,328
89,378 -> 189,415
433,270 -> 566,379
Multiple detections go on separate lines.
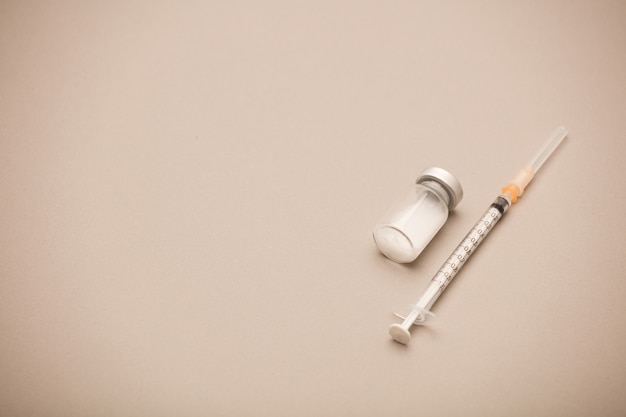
414,196 -> 510,312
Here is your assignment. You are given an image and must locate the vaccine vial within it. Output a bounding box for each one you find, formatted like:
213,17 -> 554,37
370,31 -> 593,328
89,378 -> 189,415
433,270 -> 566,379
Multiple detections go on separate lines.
373,167 -> 463,263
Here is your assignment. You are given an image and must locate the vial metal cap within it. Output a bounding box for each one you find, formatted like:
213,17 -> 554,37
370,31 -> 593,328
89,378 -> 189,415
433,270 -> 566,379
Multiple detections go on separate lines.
416,167 -> 464,210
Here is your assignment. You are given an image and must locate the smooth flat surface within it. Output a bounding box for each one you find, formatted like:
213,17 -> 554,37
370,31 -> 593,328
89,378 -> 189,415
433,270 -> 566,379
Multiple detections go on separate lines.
2,1 -> 626,416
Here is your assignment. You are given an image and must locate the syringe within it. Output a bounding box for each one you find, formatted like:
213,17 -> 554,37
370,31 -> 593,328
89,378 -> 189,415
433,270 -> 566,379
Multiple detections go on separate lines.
389,126 -> 568,344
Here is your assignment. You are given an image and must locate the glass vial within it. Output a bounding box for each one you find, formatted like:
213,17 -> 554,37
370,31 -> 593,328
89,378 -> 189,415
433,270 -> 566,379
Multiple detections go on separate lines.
373,167 -> 463,263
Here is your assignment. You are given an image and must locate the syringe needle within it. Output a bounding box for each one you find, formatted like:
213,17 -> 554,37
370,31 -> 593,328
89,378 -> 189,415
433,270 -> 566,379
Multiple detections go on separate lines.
389,127 -> 568,345
502,126 -> 568,202
528,126 -> 568,174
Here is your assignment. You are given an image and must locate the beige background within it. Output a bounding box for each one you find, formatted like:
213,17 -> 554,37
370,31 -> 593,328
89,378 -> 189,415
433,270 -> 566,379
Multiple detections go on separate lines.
1,1 -> 626,416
